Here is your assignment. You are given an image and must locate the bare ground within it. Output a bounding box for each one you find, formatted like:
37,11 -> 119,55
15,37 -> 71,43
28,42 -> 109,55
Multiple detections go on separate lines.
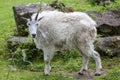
63,69 -> 105,80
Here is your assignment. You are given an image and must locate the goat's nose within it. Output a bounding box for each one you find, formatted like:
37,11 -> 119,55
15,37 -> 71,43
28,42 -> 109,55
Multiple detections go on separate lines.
32,34 -> 36,38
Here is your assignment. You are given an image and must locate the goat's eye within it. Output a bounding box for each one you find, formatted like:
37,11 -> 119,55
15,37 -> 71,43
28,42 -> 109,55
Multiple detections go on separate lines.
36,23 -> 38,26
27,23 -> 30,26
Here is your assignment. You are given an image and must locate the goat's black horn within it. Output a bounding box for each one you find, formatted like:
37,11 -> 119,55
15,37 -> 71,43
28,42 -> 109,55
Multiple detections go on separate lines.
35,9 -> 40,20
29,13 -> 32,20
28,13 -> 32,20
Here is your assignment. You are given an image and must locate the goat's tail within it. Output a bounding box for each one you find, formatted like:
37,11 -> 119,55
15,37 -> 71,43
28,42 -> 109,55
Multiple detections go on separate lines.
89,27 -> 97,40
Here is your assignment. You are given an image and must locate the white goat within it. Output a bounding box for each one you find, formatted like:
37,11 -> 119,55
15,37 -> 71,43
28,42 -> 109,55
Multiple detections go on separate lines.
23,10 -> 102,76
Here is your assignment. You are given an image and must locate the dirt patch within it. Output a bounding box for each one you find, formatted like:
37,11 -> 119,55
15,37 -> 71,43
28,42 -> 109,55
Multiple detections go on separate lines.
63,69 -> 105,80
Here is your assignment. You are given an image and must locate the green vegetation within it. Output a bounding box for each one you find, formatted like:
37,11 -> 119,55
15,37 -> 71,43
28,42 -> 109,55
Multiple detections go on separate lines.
94,64 -> 120,80
0,0 -> 120,80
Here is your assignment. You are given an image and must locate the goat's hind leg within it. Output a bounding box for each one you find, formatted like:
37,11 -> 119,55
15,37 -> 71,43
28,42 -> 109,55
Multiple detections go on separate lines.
91,50 -> 103,76
77,42 -> 102,76
78,50 -> 90,75
78,54 -> 90,75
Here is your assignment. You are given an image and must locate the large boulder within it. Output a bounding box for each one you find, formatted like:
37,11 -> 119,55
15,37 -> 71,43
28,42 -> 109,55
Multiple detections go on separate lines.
87,9 -> 120,36
13,2 -> 55,36
95,36 -> 120,57
87,11 -> 103,26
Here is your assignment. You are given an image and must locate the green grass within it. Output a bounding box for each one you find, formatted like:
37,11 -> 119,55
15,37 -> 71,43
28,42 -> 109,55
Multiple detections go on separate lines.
94,64 -> 120,80
1,55 -> 120,80
0,0 -> 120,80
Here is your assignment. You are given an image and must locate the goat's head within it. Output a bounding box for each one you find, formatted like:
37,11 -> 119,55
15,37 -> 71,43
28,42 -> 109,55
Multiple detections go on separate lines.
22,11 -> 43,38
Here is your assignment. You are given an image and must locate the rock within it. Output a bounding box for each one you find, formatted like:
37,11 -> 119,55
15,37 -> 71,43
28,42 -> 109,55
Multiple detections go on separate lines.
98,9 -> 120,36
8,65 -> 17,72
7,36 -> 31,52
13,2 -> 55,36
95,36 -> 120,57
90,0 -> 115,7
87,9 -> 120,36
102,9 -> 120,26
87,11 -> 103,26
49,0 -> 74,12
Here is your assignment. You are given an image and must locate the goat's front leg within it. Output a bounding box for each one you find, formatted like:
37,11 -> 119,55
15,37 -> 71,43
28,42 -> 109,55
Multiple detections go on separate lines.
44,53 -> 51,76
43,48 -> 54,76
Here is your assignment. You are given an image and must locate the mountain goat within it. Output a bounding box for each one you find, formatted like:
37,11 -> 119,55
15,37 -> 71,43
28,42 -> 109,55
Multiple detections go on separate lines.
23,10 -> 103,76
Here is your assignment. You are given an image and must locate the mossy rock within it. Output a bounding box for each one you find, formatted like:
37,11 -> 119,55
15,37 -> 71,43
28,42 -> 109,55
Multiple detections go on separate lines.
95,36 -> 120,57
7,36 -> 31,52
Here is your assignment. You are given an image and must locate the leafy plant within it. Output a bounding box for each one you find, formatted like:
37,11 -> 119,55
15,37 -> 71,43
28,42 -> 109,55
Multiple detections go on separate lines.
105,1 -> 120,11
8,40 -> 43,69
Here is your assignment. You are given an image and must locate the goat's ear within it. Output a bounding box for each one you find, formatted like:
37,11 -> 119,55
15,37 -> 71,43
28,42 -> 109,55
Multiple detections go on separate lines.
21,17 -> 29,22
38,17 -> 43,21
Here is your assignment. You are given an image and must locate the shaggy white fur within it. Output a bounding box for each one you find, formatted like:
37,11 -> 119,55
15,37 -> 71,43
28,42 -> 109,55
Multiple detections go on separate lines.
27,10 -> 102,76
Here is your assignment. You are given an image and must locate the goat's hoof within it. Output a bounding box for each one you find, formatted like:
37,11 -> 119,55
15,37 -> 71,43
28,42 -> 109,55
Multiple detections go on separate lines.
95,69 -> 104,76
44,73 -> 49,76
95,73 -> 101,76
78,69 -> 87,75
78,72 -> 84,75
44,72 -> 50,76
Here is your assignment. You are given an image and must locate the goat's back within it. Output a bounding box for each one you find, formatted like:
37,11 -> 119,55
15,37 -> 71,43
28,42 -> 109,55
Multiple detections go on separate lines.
35,11 -> 97,49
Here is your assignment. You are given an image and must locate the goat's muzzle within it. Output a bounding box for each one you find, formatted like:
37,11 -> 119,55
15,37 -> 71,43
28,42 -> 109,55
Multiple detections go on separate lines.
32,34 -> 36,38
